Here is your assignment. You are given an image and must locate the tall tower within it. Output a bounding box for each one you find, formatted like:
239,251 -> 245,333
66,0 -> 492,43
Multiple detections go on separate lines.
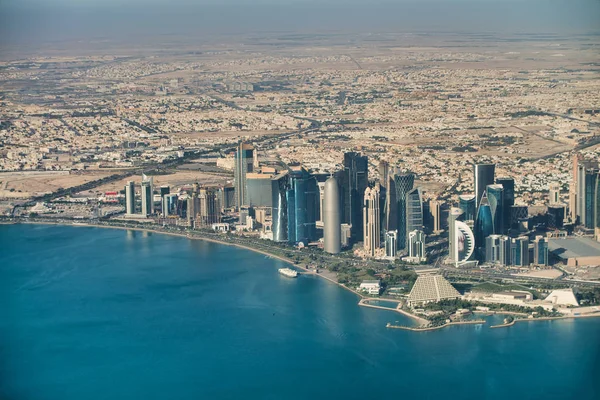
486,184 -> 504,234
199,187 -> 221,226
286,166 -> 319,245
458,194 -> 476,221
584,169 -> 599,229
448,207 -> 465,263
429,199 -> 442,233
323,176 -> 342,254
271,172 -> 290,242
475,192 -> 494,258
125,181 -> 136,215
141,179 -> 153,217
363,185 -> 381,257
392,172 -> 415,250
495,177 -> 513,233
342,152 -> 369,241
474,163 -> 495,208
234,142 -> 255,208
406,188 -> 423,247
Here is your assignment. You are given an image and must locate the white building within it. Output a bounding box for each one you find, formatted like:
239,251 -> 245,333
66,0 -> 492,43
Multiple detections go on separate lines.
359,280 -> 381,295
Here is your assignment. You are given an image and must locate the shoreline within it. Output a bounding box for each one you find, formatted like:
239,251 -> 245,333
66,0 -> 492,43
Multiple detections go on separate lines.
13,219 -> 368,300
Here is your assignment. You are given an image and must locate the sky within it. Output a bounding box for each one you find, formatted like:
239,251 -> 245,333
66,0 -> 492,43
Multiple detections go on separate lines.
1,0 -> 599,47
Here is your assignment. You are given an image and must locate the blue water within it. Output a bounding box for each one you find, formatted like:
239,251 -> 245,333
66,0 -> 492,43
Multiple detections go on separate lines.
1,224 -> 599,400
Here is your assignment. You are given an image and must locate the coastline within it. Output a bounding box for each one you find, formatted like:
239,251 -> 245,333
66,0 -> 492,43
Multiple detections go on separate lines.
13,220 -> 368,300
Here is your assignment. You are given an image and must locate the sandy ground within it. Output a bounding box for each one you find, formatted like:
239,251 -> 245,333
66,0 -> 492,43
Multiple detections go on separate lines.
0,171 -> 115,199
515,269 -> 564,279
79,170 -> 231,195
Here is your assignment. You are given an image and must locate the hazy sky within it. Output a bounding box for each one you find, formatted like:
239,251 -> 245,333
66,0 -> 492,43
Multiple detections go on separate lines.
1,0 -> 599,48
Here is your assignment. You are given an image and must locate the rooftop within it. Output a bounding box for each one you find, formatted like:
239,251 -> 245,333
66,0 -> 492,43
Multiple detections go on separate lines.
548,237 -> 600,260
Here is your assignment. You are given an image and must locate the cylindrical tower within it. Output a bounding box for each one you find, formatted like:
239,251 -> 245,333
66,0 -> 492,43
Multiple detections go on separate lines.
323,176 -> 341,254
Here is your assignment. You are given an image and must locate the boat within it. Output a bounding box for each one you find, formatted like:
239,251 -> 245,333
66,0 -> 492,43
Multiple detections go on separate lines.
278,268 -> 298,278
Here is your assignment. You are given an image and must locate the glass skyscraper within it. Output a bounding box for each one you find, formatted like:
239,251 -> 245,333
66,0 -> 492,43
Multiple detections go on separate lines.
406,188 -> 424,247
271,172 -> 290,242
496,177 -> 514,233
286,167 -> 319,244
392,172 -> 415,250
486,184 -> 504,234
234,142 -> 255,208
584,169 -> 598,229
474,163 -> 495,208
458,194 -> 476,221
475,194 -> 493,258
338,152 -> 368,241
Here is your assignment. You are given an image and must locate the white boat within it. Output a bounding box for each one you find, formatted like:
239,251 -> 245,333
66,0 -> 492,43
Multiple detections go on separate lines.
278,268 -> 298,278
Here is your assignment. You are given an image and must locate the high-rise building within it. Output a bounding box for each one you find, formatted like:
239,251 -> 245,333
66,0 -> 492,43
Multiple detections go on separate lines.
340,224 -> 352,248
486,184 -> 504,234
162,193 -> 177,217
323,176 -> 342,254
407,230 -> 426,262
485,234 -> 502,264
341,152 -> 369,241
429,199 -> 442,233
317,181 -> 326,227
187,192 -> 199,225
384,230 -> 398,259
458,194 -> 476,221
392,172 -> 415,250
475,193 -> 493,257
246,172 -> 274,207
141,179 -> 153,217
549,182 -> 561,205
378,160 -> 389,189
125,181 -> 135,215
496,177 -> 514,233
499,235 -> 512,266
448,207 -> 465,263
234,142 -> 255,208
384,174 -> 398,232
199,187 -> 221,226
584,169 -> 598,229
511,237 -> 530,266
450,219 -> 475,266
572,153 -> 583,221
474,163 -> 495,208
596,173 -> 600,232
286,166 -> 319,244
406,187 -> 424,247
533,236 -> 549,266
271,172 -> 289,242
569,185 -> 578,223
363,185 -> 381,257
577,163 -> 586,224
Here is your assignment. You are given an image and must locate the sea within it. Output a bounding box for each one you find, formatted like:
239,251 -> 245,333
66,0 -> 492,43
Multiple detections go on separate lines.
1,224 -> 599,400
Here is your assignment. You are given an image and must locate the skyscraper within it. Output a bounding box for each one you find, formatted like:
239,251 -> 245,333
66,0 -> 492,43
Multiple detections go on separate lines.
486,184 -> 504,234
474,163 -> 495,208
342,152 -> 368,241
406,187 -> 424,247
511,237 -> 530,266
533,236 -> 549,266
234,142 -> 255,208
199,187 -> 221,226
286,166 -> 319,244
384,230 -> 398,259
474,193 -> 493,257
141,178 -> 153,217
246,172 -> 274,207
323,176 -> 342,254
271,172 -> 289,242
548,205 -> 565,229
162,193 -> 177,217
363,185 -> 381,257
392,172 -> 415,250
384,174 -> 398,232
187,192 -> 199,225
485,234 -> 502,264
407,230 -> 426,262
584,169 -> 598,229
496,177 -> 514,233
378,160 -> 389,189
458,194 -> 476,221
125,181 -> 135,215
429,199 -> 442,233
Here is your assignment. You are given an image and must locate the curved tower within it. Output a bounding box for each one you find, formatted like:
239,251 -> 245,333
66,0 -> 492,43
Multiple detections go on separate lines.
323,176 -> 341,254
